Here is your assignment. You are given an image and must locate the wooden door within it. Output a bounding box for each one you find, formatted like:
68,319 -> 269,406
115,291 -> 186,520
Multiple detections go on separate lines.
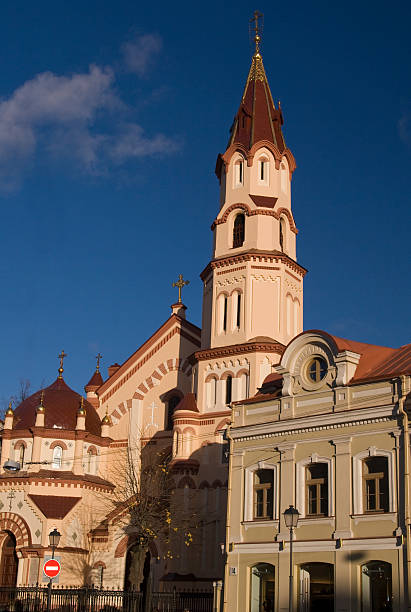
0,533 -> 18,587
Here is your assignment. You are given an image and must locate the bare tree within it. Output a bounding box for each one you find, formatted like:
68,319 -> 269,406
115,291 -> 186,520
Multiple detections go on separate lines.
94,441 -> 200,586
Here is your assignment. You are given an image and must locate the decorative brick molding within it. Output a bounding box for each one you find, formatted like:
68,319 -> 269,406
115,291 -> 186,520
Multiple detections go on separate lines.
0,512 -> 32,548
109,358 -> 192,424
50,440 -> 68,450
201,252 -> 306,281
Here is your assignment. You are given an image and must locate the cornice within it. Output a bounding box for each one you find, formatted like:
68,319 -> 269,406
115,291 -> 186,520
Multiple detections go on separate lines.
3,428 -> 112,447
200,251 -> 307,281
0,473 -> 114,491
195,341 -> 285,361
230,404 -> 396,441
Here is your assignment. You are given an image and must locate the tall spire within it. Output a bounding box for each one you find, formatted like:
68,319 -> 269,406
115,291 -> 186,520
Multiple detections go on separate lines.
227,12 -> 286,154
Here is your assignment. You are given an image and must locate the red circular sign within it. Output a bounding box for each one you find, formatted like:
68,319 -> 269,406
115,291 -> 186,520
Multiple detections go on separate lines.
43,559 -> 61,578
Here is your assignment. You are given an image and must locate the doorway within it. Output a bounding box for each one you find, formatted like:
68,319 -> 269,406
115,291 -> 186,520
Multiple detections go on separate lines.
299,563 -> 334,612
361,561 -> 392,612
0,532 -> 18,587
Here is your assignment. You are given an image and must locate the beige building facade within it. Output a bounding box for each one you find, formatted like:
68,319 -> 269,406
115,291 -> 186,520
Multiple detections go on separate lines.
224,332 -> 411,611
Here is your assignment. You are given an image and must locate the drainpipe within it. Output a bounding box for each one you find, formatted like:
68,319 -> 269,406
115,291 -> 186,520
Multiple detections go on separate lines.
398,375 -> 411,609
222,416 -> 234,612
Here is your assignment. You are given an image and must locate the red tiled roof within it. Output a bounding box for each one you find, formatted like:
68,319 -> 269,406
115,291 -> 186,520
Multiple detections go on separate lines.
174,393 -> 199,413
85,370 -> 104,391
227,52 -> 285,152
13,378 -> 101,436
28,495 -> 80,519
249,194 -> 278,208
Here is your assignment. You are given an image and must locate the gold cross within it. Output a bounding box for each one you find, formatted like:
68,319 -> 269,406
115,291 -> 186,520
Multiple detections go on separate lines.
250,10 -> 263,53
96,352 -> 102,372
7,490 -> 15,511
172,274 -> 190,304
58,350 -> 67,379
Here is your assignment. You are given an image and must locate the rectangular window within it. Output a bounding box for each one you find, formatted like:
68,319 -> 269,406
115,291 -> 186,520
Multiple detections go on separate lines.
236,293 -> 241,328
253,470 -> 274,520
305,463 -> 328,516
363,457 -> 389,513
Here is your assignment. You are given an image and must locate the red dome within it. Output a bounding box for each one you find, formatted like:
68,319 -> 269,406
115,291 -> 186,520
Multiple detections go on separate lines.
13,377 -> 101,436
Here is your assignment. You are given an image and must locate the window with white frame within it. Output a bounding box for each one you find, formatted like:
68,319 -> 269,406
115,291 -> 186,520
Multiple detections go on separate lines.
353,449 -> 395,515
244,463 -> 278,522
52,445 -> 63,469
296,456 -> 334,518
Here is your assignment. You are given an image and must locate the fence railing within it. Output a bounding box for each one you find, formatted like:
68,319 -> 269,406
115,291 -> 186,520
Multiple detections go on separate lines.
0,585 -> 214,612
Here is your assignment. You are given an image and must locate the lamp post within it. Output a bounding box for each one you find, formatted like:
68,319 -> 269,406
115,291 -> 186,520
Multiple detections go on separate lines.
46,529 -> 61,612
283,505 -> 300,612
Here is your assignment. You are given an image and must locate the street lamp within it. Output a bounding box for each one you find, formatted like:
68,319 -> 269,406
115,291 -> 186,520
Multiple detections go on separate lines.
283,505 -> 300,612
49,528 -> 61,558
47,529 -> 61,612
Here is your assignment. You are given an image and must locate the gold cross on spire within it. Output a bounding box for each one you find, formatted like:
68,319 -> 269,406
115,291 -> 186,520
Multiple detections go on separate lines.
250,10 -> 263,55
96,352 -> 102,372
172,274 -> 190,304
58,350 -> 67,379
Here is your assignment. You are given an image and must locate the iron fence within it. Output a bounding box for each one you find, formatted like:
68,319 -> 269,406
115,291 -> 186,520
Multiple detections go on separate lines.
0,585 -> 213,612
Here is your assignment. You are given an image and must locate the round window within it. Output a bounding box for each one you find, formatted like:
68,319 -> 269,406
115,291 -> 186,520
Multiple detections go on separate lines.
306,357 -> 328,383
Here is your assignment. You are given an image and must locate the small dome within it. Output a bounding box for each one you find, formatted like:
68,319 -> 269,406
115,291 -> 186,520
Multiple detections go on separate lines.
101,413 -> 112,426
13,378 -> 101,436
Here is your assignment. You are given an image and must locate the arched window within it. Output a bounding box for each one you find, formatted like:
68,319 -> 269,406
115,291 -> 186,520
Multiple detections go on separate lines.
306,463 -> 328,516
258,157 -> 269,185
363,457 -> 389,513
225,375 -> 232,405
52,445 -> 63,469
166,395 -> 181,430
234,159 -> 244,186
87,448 -> 97,474
250,563 -> 275,612
279,217 -> 286,252
17,445 -> 25,468
223,296 -> 228,332
233,214 -> 245,248
361,561 -> 392,612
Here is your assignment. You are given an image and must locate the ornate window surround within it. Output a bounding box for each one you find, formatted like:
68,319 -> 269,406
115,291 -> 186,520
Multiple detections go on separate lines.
296,454 -> 334,518
244,461 -> 278,522
353,448 -> 396,515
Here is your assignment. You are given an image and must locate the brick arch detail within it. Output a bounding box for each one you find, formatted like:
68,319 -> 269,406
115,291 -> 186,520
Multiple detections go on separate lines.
115,534 -> 159,559
109,358 -> 192,423
215,418 -> 231,435
92,561 -> 107,569
212,203 -> 298,235
13,440 -> 27,449
177,476 -> 196,489
0,513 -> 32,548
50,440 -> 68,451
277,207 -> 297,234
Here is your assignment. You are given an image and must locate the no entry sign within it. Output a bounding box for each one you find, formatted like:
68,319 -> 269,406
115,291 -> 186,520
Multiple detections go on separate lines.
43,559 -> 61,579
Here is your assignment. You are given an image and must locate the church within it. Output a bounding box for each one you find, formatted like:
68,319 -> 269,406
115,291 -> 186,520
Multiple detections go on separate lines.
0,17 -> 410,612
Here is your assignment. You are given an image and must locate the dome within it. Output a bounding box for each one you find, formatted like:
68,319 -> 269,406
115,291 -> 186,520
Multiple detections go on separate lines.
13,377 -> 101,436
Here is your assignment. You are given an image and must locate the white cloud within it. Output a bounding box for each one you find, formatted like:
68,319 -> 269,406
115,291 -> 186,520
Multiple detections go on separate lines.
0,38 -> 179,191
122,34 -> 162,76
109,123 -> 180,161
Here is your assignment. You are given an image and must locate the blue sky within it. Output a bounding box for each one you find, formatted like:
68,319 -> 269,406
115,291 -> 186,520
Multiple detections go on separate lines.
0,0 -> 410,406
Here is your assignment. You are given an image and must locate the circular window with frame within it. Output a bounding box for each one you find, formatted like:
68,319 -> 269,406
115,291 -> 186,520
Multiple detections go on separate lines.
305,356 -> 328,384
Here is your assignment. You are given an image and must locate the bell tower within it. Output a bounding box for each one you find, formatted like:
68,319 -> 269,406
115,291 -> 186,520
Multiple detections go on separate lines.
201,24 -> 306,350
